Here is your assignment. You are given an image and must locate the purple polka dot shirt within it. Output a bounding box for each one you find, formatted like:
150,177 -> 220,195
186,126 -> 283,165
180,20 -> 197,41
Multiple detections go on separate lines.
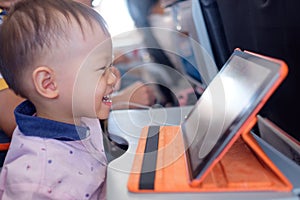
0,101 -> 107,199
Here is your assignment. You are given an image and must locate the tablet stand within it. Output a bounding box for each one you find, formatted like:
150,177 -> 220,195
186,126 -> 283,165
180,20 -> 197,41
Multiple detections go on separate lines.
127,117 -> 293,193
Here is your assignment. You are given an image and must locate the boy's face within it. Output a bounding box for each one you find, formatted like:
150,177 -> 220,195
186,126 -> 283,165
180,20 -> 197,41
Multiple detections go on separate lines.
56,18 -> 116,121
73,38 -> 116,120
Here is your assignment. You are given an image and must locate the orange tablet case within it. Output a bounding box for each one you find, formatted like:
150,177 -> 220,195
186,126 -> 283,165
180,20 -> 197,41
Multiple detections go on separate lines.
127,123 -> 292,193
127,50 -> 292,193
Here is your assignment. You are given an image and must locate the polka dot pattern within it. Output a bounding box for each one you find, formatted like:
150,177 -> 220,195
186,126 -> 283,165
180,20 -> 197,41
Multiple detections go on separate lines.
0,118 -> 107,199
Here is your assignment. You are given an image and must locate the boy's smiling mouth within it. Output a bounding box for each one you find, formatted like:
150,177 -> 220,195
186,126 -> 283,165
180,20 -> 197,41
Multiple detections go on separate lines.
102,94 -> 112,106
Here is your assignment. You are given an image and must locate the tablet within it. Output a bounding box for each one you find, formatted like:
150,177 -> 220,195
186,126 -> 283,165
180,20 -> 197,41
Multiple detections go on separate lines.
181,49 -> 288,185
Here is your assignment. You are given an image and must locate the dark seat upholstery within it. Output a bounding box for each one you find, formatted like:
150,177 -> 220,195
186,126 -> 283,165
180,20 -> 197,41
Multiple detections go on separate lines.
200,0 -> 300,140
199,0 -> 230,69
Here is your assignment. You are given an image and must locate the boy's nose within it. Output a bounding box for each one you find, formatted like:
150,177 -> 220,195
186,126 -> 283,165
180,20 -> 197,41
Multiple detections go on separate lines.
107,68 -> 117,86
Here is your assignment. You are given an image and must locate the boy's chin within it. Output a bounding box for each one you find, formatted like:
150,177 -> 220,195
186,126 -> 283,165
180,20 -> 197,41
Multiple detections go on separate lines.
97,110 -> 110,120
98,116 -> 108,120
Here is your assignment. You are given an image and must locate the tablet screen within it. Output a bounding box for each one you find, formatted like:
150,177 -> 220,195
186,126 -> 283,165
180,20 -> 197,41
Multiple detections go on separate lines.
181,49 -> 286,180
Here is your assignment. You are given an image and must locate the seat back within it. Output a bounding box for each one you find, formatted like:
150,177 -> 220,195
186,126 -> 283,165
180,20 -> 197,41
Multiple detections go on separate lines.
213,0 -> 300,140
198,0 -> 230,69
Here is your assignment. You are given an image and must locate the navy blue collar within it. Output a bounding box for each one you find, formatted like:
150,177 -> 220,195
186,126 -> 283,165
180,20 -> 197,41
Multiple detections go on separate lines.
14,100 -> 89,141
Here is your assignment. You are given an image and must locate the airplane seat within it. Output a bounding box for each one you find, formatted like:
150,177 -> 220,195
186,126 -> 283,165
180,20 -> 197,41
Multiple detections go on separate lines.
207,0 -> 300,140
189,0 -> 227,86
198,0 -> 230,69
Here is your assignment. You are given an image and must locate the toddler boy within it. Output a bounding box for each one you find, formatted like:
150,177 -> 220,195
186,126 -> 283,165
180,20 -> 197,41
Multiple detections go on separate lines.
0,0 -> 116,199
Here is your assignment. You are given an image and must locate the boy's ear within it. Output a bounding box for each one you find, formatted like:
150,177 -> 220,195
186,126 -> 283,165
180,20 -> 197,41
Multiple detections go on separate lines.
32,66 -> 59,98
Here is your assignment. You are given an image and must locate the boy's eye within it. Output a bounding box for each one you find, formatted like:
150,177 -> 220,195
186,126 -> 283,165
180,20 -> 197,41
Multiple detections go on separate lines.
97,64 -> 112,73
97,67 -> 106,72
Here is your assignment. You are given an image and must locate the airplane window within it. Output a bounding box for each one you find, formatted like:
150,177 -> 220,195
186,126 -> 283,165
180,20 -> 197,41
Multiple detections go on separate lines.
94,0 -> 135,36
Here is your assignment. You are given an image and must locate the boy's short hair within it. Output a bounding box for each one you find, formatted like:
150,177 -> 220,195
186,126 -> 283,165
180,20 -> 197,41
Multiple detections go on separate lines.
0,0 -> 110,98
